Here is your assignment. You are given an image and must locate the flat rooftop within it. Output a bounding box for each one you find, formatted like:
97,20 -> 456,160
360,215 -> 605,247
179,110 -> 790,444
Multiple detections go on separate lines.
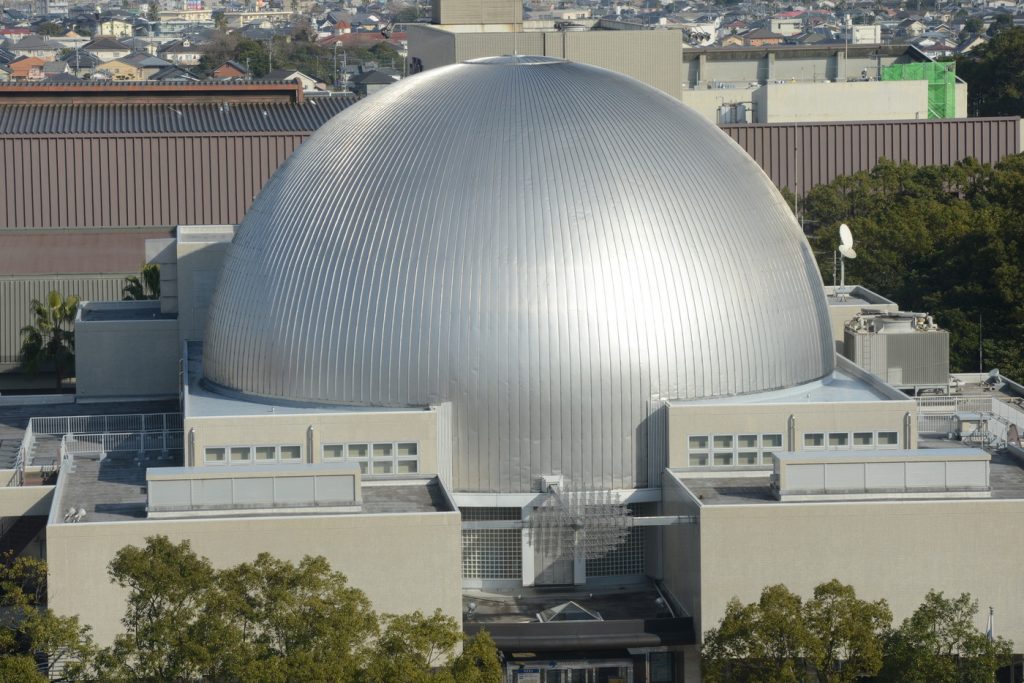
675,440 -> 1024,506
0,399 -> 179,469
667,368 -> 901,406
185,342 -> 432,418
55,454 -> 452,523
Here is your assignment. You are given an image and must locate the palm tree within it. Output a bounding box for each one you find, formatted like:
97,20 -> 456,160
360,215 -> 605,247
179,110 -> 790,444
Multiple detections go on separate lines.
20,291 -> 80,391
122,264 -> 160,301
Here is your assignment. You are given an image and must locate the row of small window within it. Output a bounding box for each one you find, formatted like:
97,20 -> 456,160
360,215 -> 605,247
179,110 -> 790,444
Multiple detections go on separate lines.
688,434 -> 784,452
687,433 -> 783,468
802,431 -> 899,449
203,441 -> 420,474
686,430 -> 900,467
205,444 -> 302,464
322,442 -> 420,474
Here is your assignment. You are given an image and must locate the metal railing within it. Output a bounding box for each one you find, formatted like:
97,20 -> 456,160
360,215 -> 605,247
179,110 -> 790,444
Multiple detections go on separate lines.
8,412 -> 182,486
915,395 -> 1024,448
30,412 -> 182,437
9,420 -> 34,486
61,431 -> 183,460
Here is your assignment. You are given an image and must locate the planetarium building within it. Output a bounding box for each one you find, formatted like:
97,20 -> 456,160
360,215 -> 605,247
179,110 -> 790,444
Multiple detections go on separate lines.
24,54 -> 999,683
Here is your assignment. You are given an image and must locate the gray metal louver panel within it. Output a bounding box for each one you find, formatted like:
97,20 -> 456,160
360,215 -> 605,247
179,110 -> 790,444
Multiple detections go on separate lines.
203,57 -> 834,493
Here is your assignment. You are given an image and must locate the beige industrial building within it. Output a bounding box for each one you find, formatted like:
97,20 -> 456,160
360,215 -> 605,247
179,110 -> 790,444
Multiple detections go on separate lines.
1,55 -> 1022,683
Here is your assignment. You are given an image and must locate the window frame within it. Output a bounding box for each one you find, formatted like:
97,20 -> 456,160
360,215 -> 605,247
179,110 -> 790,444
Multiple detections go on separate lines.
803,432 -> 826,450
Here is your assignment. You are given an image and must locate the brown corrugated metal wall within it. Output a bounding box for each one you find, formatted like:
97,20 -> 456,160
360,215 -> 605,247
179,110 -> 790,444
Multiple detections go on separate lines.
0,275 -> 127,365
0,134 -> 305,229
723,117 -> 1021,193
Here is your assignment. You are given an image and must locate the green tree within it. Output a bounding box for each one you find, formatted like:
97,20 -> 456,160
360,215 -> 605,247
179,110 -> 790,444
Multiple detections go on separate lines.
958,27 -> 1024,116
448,630 -> 503,683
879,590 -> 1012,683
122,264 -> 160,300
987,13 -> 1013,37
0,554 -> 96,681
35,22 -> 63,37
804,580 -> 891,683
961,17 -> 983,35
98,536 -> 217,680
147,1 -> 160,22
804,155 -> 1024,379
95,536 -> 500,682
20,290 -> 79,391
702,584 -> 814,682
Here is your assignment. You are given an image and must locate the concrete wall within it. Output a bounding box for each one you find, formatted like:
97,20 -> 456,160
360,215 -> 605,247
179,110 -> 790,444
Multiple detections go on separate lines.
432,0 -> 521,26
175,226 -> 235,346
0,485 -> 53,516
408,26 -> 683,99
667,396 -> 916,468
47,509 -> 463,645
757,80 -> 930,123
74,303 -> 179,400
185,410 -> 440,473
670,493 -> 1024,650
682,81 -> 931,125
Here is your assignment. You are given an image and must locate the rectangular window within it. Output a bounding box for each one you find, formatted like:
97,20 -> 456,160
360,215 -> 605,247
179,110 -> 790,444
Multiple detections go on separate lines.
349,444 -> 369,459
853,432 -> 874,447
878,432 -> 899,447
803,433 -> 825,448
738,434 -> 758,449
713,452 -> 733,466
397,442 -> 418,457
322,444 -> 345,460
713,435 -> 733,449
279,445 -> 302,461
254,446 -> 276,462
689,453 -> 708,467
397,460 -> 419,474
761,452 -> 775,465
372,460 -> 394,474
230,446 -> 251,463
737,451 -> 758,466
829,432 -> 849,448
205,447 -> 226,464
688,436 -> 708,450
763,434 -> 783,449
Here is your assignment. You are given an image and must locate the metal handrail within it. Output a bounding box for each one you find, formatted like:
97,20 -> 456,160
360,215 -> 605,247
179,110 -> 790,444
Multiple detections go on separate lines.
8,413 -> 183,486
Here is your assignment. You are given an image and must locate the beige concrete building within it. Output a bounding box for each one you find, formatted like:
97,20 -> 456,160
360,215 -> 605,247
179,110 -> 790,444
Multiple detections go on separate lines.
0,55 -> 1018,683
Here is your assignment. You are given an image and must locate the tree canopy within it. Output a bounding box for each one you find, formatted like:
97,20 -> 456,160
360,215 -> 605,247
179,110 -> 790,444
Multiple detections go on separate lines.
957,27 -> 1024,116
20,290 -> 79,390
703,581 -> 1010,683
702,581 -> 890,683
94,536 -> 500,682
878,590 -> 1012,683
801,155 -> 1024,378
0,553 -> 96,682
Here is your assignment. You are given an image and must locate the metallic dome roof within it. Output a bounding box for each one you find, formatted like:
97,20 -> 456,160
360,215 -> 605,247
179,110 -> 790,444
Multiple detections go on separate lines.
203,56 -> 834,493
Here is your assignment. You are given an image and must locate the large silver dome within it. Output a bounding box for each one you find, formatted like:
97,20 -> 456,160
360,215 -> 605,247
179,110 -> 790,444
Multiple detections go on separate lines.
203,56 -> 834,493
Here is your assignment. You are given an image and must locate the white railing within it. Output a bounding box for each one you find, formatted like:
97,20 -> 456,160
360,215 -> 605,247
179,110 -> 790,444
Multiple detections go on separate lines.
61,431 -> 183,460
30,412 -> 182,437
9,412 -> 183,486
8,420 -> 33,486
915,395 -> 1024,448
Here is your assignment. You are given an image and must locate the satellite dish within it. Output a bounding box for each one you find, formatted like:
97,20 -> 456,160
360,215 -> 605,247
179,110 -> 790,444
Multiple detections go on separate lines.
838,244 -> 857,259
839,223 -> 853,248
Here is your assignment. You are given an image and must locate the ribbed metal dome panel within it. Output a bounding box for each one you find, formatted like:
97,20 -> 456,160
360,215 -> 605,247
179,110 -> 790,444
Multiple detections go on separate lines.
203,56 -> 834,493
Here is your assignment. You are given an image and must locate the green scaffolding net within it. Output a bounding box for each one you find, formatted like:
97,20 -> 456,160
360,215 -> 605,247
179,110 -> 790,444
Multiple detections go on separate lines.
881,62 -> 956,119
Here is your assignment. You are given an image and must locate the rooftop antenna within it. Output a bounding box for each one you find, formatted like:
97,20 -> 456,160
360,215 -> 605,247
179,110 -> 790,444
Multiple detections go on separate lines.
837,223 -> 856,301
